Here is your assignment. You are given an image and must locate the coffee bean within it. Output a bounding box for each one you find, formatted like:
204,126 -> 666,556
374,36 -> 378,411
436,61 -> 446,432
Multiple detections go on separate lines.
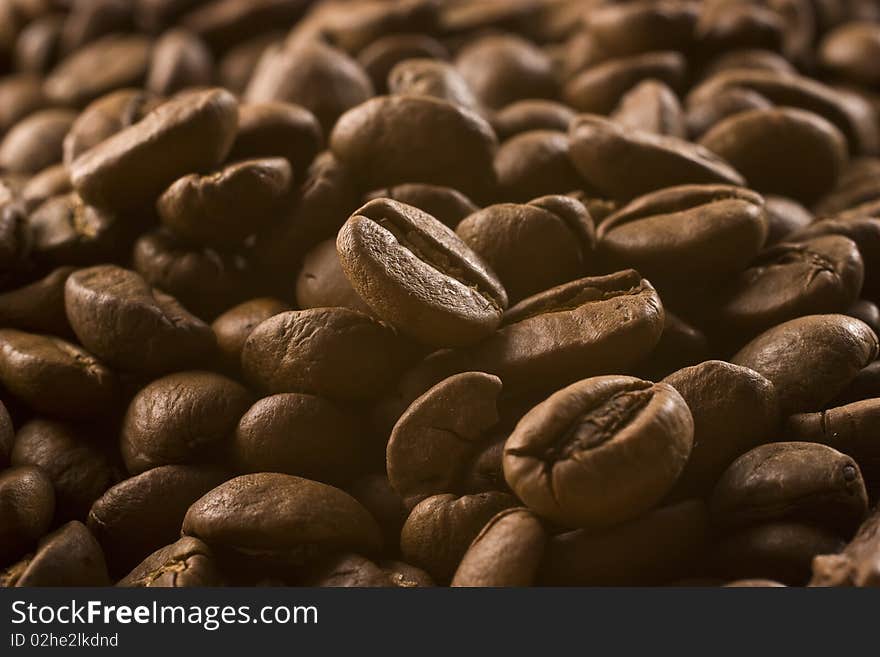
539,500 -> 709,586
118,536 -> 221,587
70,87 -> 238,211
0,465 -> 55,564
358,33 -> 450,94
563,51 -> 686,115
456,195 -> 594,302
611,79 -> 686,138
810,505 -> 880,587
1,520 -> 110,587
146,28 -> 213,96
711,522 -> 845,585
387,59 -> 481,112
0,329 -> 118,419
494,131 -> 584,203
731,314 -> 878,415
399,491 -> 516,582
685,87 -> 773,140
245,40 -> 373,135
597,185 -> 766,292
451,507 -> 546,587
0,266 -> 74,337
12,418 -> 119,521
210,297 -> 290,372
229,101 -> 323,174
0,109 -> 77,174
569,115 -> 745,201
330,96 -> 498,201
121,370 -> 252,474
456,34 -> 557,110
763,195 -> 813,246
504,375 -> 693,529
699,108 -> 848,204
62,88 -> 161,166
365,183 -> 479,229
242,307 -> 418,400
88,464 -> 227,576
157,157 -> 292,248
710,442 -> 868,535
388,372 -> 502,507
586,1 -> 700,57
182,473 -> 383,568
787,399 -> 880,499
0,401 -> 12,468
713,235 -> 864,339
336,199 -> 508,346
303,553 -> 434,588
663,360 -> 780,497
64,265 -> 216,375
14,15 -> 63,74
635,310 -> 711,381
819,22 -> 880,87
315,0 -> 439,55
21,164 -> 72,212
234,393 -> 364,484
0,75 -> 47,134
347,474 -> 409,553
45,34 -> 152,107
296,239 -> 372,315
491,99 -> 576,140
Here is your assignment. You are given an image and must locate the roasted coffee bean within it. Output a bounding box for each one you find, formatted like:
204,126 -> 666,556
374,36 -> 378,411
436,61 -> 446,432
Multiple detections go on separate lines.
451,507 -> 546,587
65,265 -> 216,375
14,15 -> 63,74
296,239 -> 372,315
0,75 -> 47,134
60,0 -> 133,56
456,195 -> 594,302
0,329 -> 118,420
357,33 -> 450,94
365,184 -> 479,229
1,521 -> 110,587
146,28 -> 213,96
217,32 -> 282,96
635,310 -> 711,381
303,553 -> 433,587
182,473 -> 383,568
586,1 -> 700,57
0,465 -> 54,564
211,297 -> 290,372
685,87 -> 773,140
0,109 -> 77,174
816,158 -> 880,216
563,51 -> 686,116
731,314 -> 878,415
710,442 -> 869,536
118,537 -> 221,587
787,399 -> 880,499
311,0 -> 439,55
687,68 -> 879,155
494,130 -> 583,203
28,193 -> 134,267
492,100 -> 575,141
45,34 -> 152,108
610,79 -> 686,138
336,199 -> 508,347
181,0 -> 309,54
713,236 -> 864,339
347,474 -> 409,554
234,393 -> 364,485
132,229 -> 255,321
21,164 -> 72,212
0,267 -> 74,337
697,2 -> 785,55
12,419 -> 119,522
157,157 -> 292,248
88,464 -> 227,576
711,521 -> 845,586
597,185 -> 766,293
229,102 -> 323,174
62,88 -> 161,166
455,34 -> 557,110
663,360 -> 780,497
569,115 -> 745,202
504,375 -> 693,529
724,579 -> 787,587
121,371 -> 252,474
387,372 -> 502,507
330,96 -> 498,202
699,108 -> 848,204
819,22 -> 880,87
245,40 -> 373,135
387,59 -> 481,112
70,87 -> 238,212
810,505 -> 880,587
399,491 -> 517,582
763,195 -> 813,246
243,307 -> 417,400
539,500 -> 709,586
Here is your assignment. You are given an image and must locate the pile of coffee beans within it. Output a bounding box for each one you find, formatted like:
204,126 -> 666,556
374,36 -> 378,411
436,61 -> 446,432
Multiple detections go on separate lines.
2,0 -> 880,588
